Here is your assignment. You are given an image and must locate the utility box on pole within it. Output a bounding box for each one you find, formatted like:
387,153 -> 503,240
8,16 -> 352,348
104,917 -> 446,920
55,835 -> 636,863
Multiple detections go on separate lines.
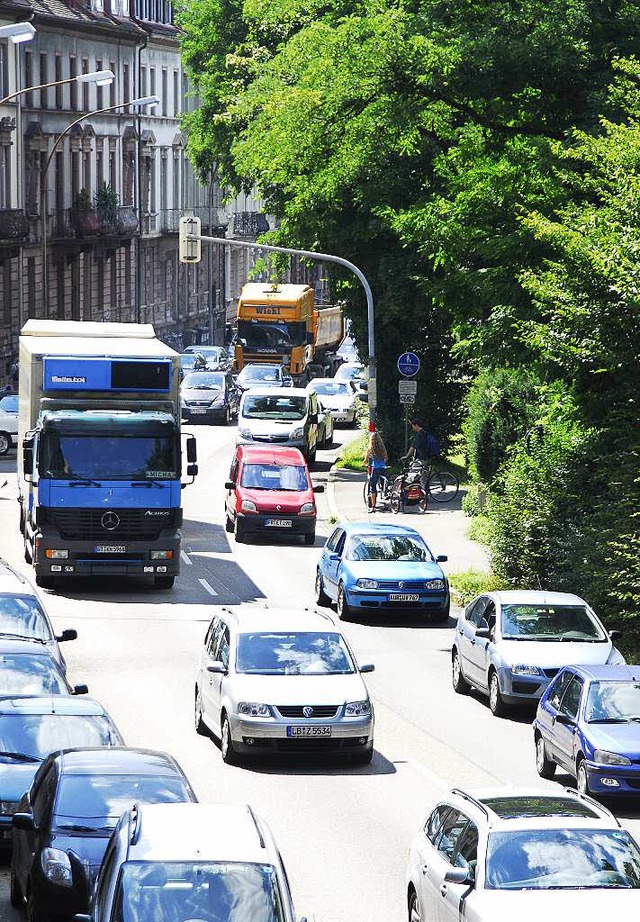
179,216 -> 202,263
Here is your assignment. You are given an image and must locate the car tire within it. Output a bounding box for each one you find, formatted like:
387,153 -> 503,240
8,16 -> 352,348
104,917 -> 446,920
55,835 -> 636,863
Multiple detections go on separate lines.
234,520 -> 245,544
308,447 -> 317,468
224,407 -> 232,426
452,649 -> 470,694
35,573 -> 55,590
408,888 -> 421,922
10,868 -> 22,908
315,570 -> 331,607
576,757 -> 590,796
304,532 -> 316,546
225,512 -> 234,533
27,891 -> 49,922
489,670 -> 507,718
336,583 -> 352,621
432,602 -> 450,624
0,431 -> 10,455
220,712 -> 238,765
154,576 -> 175,589
535,733 -> 556,779
352,744 -> 373,766
194,686 -> 209,736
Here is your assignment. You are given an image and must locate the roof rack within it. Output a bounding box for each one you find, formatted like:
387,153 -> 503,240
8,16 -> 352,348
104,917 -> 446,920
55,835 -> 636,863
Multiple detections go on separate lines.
563,787 -> 621,827
246,804 -> 266,849
450,788 -> 490,820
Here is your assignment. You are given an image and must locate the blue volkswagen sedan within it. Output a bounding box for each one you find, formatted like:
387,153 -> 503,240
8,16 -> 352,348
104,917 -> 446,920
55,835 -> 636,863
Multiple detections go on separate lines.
534,664 -> 640,798
315,523 -> 449,621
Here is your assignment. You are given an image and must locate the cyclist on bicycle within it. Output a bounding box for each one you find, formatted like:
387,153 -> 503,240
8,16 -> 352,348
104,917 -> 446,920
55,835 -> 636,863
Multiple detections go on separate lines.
364,430 -> 388,513
402,418 -> 440,465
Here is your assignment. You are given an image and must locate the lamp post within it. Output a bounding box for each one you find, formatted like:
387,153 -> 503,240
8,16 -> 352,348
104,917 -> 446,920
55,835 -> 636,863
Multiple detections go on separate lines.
41,94 -> 159,314
0,22 -> 36,45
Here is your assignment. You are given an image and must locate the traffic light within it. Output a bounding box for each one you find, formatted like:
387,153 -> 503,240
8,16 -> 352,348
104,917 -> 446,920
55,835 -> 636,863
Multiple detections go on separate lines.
179,216 -> 202,264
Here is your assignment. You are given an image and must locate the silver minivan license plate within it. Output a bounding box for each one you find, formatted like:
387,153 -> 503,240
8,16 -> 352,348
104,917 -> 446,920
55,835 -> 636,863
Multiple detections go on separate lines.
287,726 -> 331,737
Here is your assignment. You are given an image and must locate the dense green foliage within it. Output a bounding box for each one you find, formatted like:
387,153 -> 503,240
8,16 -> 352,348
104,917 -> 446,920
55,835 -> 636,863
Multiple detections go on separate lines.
176,0 -> 640,641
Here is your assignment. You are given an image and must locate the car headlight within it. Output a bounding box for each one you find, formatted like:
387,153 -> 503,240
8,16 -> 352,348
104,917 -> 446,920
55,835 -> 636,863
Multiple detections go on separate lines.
356,578 -> 378,589
345,700 -> 372,717
594,749 -> 631,766
239,428 -> 253,439
290,427 -> 304,439
237,702 -> 271,718
425,579 -> 445,590
41,847 -> 73,887
240,500 -> 257,513
0,801 -> 18,816
299,502 -> 316,515
511,664 -> 544,676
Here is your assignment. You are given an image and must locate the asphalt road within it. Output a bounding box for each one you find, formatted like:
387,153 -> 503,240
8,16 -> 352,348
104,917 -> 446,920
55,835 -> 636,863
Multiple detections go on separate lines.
0,426 -> 638,922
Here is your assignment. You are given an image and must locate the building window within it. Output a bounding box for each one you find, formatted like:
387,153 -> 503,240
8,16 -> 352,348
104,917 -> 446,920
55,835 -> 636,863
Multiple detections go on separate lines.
55,151 -> 64,214
27,258 -> 36,318
122,0 -> 130,14
0,145 -> 10,209
0,43 -> 8,101
55,54 -> 63,109
172,150 -> 180,209
56,260 -> 66,320
150,149 -> 156,214
109,147 -> 116,189
173,69 -> 179,118
70,55 -> 77,109
109,61 -> 116,106
123,63 -> 130,111
96,144 -> 104,191
3,262 -> 12,327
40,53 -> 48,108
97,258 -> 105,317
24,50 -> 33,107
150,67 -> 156,100
71,150 -> 81,199
140,66 -> 147,98
96,58 -> 104,109
161,68 -> 167,116
83,152 -> 91,195
81,58 -> 89,111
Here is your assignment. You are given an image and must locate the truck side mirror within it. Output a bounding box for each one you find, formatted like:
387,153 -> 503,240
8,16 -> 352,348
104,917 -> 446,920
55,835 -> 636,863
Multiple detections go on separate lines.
186,435 -> 197,463
23,432 -> 36,482
187,463 -> 198,477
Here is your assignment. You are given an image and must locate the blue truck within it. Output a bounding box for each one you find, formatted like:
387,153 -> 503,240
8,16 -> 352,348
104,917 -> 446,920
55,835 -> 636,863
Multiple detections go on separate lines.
17,320 -> 197,590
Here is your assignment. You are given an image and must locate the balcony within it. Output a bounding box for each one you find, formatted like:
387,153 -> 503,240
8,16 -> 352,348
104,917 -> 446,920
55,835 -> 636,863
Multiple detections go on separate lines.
232,211 -> 270,237
0,209 -> 29,241
51,206 -> 139,241
160,208 -> 180,233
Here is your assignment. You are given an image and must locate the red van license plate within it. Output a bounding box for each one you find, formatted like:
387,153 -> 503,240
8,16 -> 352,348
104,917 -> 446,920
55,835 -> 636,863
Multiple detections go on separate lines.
265,519 -> 292,527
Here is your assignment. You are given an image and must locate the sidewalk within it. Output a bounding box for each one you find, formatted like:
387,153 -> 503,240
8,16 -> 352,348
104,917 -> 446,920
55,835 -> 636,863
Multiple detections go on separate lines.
327,466 -> 489,575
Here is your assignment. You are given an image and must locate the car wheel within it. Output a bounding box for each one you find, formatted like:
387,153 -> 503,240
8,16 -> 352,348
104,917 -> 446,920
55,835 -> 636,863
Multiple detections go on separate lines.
308,448 -> 317,468
352,744 -> 373,765
194,686 -> 208,737
154,576 -> 175,589
0,431 -> 10,455
432,602 -> 450,624
408,888 -> 421,922
336,583 -> 352,620
35,573 -> 55,590
27,891 -> 49,922
452,649 -> 470,694
220,712 -> 238,765
576,757 -> 590,795
315,570 -> 331,606
304,532 -> 316,546
10,868 -> 22,908
535,733 -> 556,779
225,511 -> 234,533
234,519 -> 245,543
489,670 -> 507,718
224,407 -> 231,426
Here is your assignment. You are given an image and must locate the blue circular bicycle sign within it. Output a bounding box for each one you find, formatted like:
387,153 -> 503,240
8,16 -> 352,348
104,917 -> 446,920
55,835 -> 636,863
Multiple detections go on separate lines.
397,352 -> 420,377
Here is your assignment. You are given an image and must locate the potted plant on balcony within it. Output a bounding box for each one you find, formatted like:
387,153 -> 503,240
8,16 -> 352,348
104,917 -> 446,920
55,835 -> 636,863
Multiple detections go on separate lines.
71,189 -> 101,236
95,183 -> 119,234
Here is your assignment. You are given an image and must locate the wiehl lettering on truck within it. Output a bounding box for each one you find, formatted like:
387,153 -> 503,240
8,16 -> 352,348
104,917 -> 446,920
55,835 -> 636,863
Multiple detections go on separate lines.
253,306 -> 283,315
51,375 -> 87,383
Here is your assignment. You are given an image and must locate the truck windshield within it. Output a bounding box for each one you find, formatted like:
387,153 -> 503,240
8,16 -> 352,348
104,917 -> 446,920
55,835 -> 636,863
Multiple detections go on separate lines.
40,434 -> 177,481
237,320 -> 307,349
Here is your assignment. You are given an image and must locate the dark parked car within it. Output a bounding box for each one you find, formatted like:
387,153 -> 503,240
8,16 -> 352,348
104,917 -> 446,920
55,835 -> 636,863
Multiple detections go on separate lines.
0,696 -> 123,849
0,638 -> 88,697
180,371 -> 239,425
11,747 -> 197,921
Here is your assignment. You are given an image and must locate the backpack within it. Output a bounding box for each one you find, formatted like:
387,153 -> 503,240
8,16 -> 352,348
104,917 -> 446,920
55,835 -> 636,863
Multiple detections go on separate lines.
425,433 -> 441,458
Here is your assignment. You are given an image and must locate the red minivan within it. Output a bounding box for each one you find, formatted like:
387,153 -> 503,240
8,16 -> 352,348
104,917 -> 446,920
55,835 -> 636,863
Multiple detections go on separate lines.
224,445 -> 323,544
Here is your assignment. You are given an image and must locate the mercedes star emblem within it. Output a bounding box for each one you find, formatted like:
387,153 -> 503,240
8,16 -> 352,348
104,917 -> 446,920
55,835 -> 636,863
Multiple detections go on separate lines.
303,706 -> 314,719
101,511 -> 120,531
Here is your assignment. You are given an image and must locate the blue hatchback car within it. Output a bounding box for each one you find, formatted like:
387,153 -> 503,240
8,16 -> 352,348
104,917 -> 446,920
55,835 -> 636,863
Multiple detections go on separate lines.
315,522 -> 449,621
534,664 -> 640,798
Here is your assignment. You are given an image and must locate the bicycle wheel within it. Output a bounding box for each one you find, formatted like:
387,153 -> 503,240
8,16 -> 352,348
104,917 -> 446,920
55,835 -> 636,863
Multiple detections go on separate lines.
390,491 -> 401,514
427,468 -> 459,503
362,480 -> 369,508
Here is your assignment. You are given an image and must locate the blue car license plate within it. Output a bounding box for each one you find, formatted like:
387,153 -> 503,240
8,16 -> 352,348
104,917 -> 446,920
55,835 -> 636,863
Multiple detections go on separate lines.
287,726 -> 331,737
389,593 -> 420,602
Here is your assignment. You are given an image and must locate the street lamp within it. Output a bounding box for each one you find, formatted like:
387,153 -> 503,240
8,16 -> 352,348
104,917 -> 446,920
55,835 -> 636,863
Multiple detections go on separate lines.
0,67 -> 114,107
0,23 -> 36,44
41,95 -> 160,312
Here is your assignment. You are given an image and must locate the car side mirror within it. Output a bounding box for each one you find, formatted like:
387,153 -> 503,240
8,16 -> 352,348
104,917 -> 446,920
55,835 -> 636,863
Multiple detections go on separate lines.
13,812 -> 35,831
475,627 -> 491,639
328,553 -> 340,562
359,663 -> 375,673
57,629 -> 77,642
436,555 -> 448,563
225,481 -> 235,490
444,866 -> 472,885
313,485 -> 325,493
73,684 -> 89,695
555,713 -> 575,726
609,629 -> 622,640
207,662 -> 227,675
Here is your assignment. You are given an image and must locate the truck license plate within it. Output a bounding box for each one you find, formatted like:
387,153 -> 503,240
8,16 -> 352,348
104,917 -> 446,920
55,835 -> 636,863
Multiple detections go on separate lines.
287,726 -> 331,737
94,545 -> 126,553
265,519 -> 292,527
389,593 -> 420,602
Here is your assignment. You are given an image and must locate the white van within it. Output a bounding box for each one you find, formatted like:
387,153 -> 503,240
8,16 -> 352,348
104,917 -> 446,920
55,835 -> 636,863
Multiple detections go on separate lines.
236,387 -> 319,464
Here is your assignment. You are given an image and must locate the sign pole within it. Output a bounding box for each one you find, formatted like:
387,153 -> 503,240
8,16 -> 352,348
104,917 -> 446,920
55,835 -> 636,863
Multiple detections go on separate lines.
404,405 -> 409,455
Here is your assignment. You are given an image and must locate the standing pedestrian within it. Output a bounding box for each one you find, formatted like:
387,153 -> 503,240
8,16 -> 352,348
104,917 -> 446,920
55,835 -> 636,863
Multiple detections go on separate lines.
364,430 -> 388,512
402,418 -> 440,464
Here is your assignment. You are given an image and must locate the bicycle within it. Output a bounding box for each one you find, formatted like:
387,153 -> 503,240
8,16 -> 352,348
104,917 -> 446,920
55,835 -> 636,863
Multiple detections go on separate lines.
424,460 -> 459,503
362,468 -> 392,511
389,460 -> 428,514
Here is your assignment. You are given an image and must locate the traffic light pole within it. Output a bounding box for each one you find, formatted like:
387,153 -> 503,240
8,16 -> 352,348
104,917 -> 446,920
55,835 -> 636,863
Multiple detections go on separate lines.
190,232 -> 377,429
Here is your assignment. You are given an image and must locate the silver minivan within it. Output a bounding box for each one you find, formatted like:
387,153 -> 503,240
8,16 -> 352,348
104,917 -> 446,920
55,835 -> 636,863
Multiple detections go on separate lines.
236,386 -> 319,464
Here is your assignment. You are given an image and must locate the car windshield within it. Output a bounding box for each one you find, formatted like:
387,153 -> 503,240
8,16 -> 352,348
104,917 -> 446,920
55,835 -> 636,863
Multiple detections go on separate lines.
486,828 -> 640,890
116,861 -> 284,922
40,433 -> 177,481
236,631 -> 355,675
241,366 -> 281,382
0,595 -> 52,642
240,463 -> 308,491
54,774 -> 191,833
312,383 -> 350,397
0,653 -> 68,695
0,395 -> 18,413
0,714 -> 119,763
585,681 -> 640,722
345,534 -> 430,562
242,396 -> 306,421
182,373 -> 224,391
500,604 -> 606,642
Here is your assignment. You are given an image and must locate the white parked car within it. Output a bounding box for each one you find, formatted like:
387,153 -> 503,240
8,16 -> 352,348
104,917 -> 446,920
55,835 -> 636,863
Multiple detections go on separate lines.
194,606 -> 375,765
407,788 -> 640,922
308,378 -> 358,426
0,406 -> 18,455
451,591 -> 624,716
